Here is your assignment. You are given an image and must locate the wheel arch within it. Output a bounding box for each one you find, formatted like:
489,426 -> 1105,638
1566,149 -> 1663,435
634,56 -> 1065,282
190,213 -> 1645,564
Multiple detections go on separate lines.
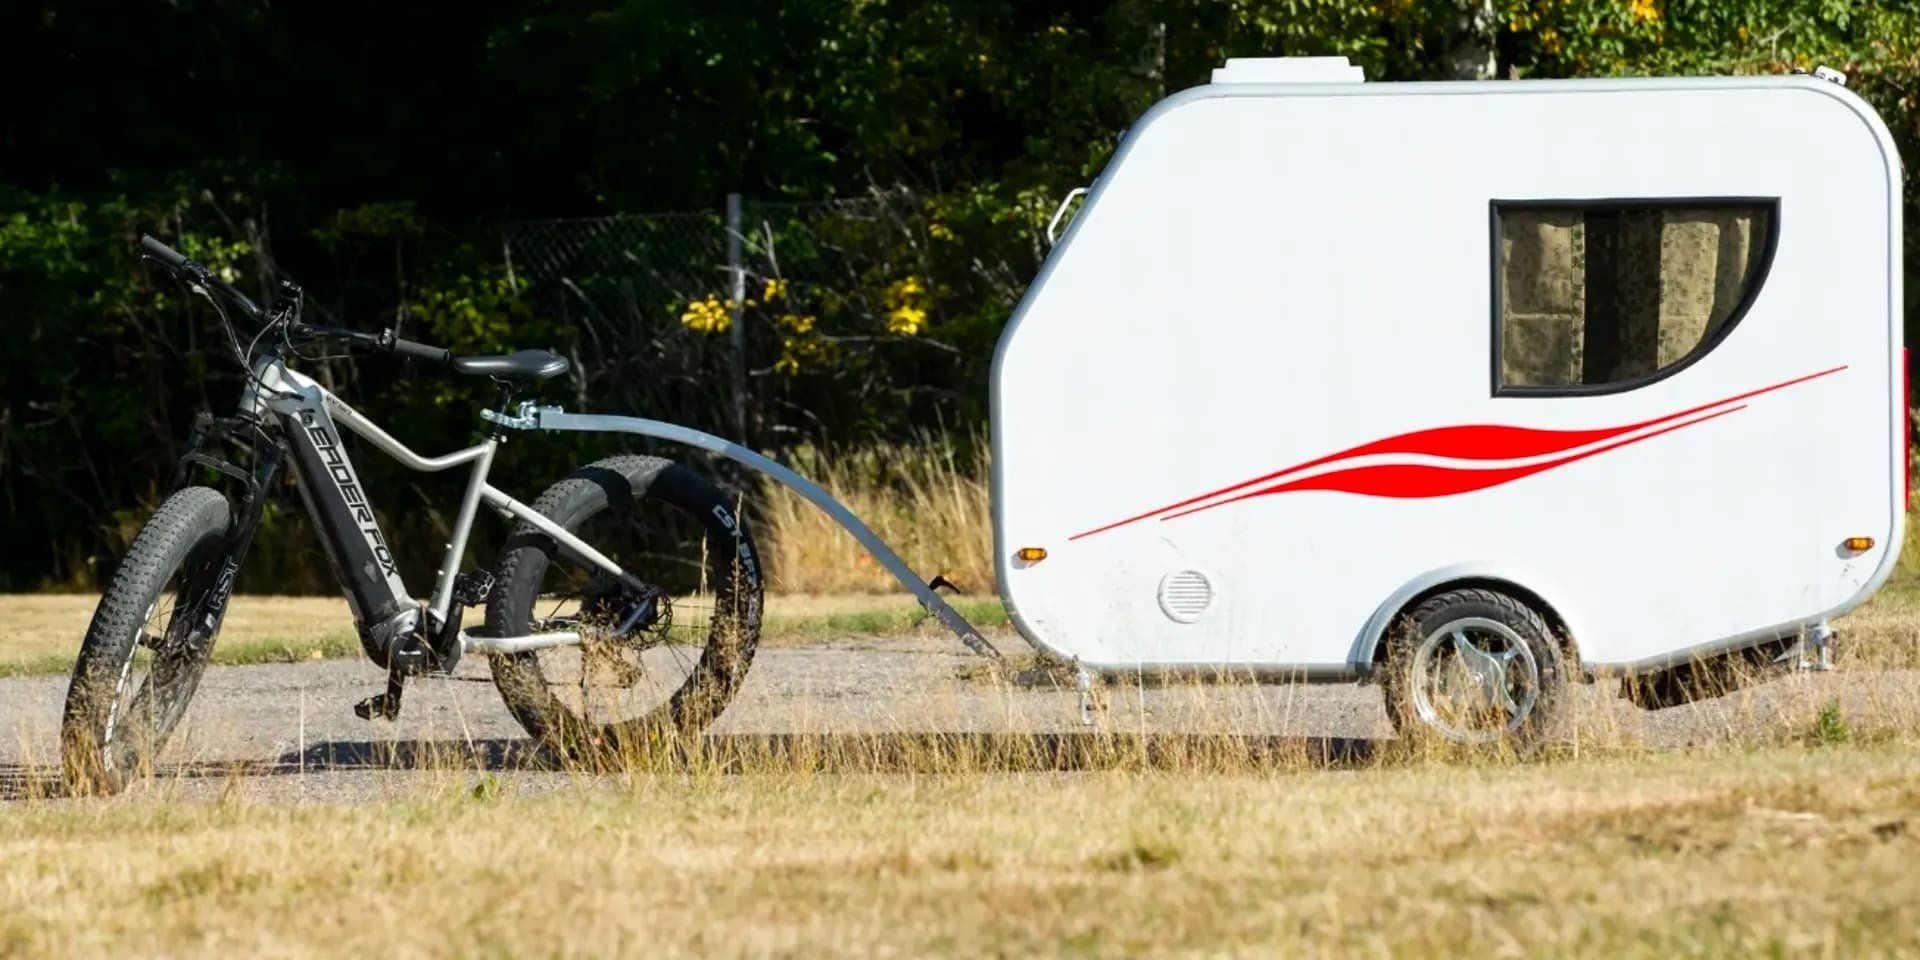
1352,564 -> 1582,672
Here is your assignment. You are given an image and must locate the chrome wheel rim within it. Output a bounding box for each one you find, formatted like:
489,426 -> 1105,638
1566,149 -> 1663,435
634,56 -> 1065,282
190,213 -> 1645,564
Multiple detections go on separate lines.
1409,617 -> 1540,744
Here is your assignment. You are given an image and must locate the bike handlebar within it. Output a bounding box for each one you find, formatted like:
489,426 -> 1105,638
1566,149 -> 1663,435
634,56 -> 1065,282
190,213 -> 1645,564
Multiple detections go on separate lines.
289,324 -> 451,364
143,234 -> 452,367
139,233 -> 263,319
139,234 -> 190,270
389,336 -> 451,364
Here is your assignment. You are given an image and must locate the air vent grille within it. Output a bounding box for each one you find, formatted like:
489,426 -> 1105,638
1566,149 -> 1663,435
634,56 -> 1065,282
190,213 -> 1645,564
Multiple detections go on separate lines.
1157,570 -> 1215,624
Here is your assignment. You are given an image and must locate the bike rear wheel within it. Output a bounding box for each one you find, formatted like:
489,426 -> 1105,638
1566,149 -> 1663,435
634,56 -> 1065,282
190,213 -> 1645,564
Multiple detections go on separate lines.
485,456 -> 764,757
62,486 -> 232,794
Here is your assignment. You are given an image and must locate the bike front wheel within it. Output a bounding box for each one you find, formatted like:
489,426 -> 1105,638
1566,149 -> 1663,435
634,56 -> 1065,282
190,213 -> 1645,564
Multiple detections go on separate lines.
62,486 -> 233,794
485,456 -> 765,756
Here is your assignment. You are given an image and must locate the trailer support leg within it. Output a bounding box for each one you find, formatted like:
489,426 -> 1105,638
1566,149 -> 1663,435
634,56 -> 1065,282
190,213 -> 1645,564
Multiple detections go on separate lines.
1776,620 -> 1838,672
1076,661 -> 1095,726
521,406 -> 1003,660
1807,620 -> 1837,671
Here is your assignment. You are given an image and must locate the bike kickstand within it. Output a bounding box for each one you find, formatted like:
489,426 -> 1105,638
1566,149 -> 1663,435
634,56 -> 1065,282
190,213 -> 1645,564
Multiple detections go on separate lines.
354,668 -> 406,721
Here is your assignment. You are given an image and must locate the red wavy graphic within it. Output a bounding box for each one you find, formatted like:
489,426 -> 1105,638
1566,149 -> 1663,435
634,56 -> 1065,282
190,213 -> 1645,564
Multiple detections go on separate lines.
1069,365 -> 1846,540
1157,406 -> 1744,520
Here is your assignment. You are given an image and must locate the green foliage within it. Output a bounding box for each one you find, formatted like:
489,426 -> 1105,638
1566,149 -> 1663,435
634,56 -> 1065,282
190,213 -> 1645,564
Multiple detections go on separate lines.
1,1 -> 1916,589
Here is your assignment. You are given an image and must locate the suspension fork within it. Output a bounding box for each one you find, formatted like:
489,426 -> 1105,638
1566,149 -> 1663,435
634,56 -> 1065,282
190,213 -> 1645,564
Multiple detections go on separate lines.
170,413 -> 286,645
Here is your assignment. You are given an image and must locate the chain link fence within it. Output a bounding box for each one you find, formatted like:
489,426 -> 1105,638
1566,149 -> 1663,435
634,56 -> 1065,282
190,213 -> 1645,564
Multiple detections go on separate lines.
502,188 -> 1019,452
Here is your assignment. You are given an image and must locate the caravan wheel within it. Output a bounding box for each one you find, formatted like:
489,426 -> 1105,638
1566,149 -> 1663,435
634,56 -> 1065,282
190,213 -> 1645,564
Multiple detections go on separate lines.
1381,588 -> 1566,752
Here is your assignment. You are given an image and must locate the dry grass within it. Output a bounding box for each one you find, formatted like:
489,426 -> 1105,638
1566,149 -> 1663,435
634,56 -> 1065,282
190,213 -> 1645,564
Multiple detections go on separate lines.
759,433 -> 995,594
7,599 -> 1920,956
7,458 -> 1920,954
4,742 -> 1920,956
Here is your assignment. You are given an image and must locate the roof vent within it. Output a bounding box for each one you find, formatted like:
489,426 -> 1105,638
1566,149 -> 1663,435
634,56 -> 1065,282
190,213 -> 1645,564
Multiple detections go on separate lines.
1210,56 -> 1364,85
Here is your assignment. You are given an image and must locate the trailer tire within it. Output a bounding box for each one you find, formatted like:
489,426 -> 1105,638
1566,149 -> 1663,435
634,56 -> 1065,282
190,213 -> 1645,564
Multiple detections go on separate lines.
1380,587 -> 1566,754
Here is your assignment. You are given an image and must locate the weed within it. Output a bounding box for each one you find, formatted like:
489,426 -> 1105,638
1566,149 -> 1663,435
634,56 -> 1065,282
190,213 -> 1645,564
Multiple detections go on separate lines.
1810,699 -> 1852,745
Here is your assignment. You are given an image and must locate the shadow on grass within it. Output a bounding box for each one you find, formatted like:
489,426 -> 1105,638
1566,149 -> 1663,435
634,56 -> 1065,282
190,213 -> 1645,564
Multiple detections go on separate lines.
0,732 -> 1382,798
267,732 -> 1381,775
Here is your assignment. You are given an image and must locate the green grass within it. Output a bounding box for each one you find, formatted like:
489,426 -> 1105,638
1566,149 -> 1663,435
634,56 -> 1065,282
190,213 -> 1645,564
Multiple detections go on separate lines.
0,632 -> 365,680
766,596 -> 1009,641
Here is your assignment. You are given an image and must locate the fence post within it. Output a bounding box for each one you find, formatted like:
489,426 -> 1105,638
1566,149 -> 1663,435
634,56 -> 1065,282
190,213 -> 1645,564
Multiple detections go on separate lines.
725,193 -> 748,444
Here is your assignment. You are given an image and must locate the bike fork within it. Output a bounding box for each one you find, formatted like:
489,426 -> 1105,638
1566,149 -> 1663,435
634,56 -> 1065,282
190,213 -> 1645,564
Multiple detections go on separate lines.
175,417 -> 284,648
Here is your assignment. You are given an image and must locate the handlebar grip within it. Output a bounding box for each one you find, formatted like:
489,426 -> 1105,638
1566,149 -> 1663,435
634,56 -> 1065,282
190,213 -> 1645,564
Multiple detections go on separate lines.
139,234 -> 190,269
391,337 -> 451,364
139,234 -> 264,318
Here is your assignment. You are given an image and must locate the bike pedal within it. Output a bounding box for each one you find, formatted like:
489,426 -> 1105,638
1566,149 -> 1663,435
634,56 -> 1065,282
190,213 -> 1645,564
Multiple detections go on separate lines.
354,670 -> 406,721
453,569 -> 496,606
353,693 -> 401,721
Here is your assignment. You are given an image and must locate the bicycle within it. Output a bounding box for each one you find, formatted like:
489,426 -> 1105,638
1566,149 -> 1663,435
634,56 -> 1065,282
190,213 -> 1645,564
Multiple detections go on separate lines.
62,235 -> 765,794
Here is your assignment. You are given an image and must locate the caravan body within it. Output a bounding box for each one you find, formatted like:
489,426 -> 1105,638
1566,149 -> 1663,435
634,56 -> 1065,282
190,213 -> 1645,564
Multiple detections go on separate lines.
993,60 -> 1905,680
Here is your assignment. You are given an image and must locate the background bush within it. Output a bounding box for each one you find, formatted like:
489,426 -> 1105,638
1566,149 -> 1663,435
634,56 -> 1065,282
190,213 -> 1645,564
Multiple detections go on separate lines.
1,1 -> 1914,591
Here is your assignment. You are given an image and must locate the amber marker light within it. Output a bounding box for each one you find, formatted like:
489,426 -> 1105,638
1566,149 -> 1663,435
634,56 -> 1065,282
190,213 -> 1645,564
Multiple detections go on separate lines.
1843,537 -> 1875,552
1015,547 -> 1048,563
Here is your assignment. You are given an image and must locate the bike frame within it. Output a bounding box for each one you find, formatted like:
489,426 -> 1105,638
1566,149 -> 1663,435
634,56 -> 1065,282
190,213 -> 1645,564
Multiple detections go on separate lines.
239,357 -> 614,659
138,234 -> 993,701
179,350 -> 995,675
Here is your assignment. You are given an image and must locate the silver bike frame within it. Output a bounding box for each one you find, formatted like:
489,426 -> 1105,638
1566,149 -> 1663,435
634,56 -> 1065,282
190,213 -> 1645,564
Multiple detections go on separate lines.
244,360 -> 997,660
250,361 -> 600,655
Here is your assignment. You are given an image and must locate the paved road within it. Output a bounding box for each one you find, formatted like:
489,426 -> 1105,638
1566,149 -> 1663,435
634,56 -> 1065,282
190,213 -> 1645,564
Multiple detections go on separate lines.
3,630 -> 1912,802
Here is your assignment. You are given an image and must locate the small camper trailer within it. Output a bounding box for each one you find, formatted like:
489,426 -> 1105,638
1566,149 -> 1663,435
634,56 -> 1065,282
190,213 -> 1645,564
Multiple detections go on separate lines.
993,58 -> 1906,744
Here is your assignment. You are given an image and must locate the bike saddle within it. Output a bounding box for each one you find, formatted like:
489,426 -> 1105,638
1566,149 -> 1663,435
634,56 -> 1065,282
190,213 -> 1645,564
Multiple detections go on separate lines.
450,349 -> 570,380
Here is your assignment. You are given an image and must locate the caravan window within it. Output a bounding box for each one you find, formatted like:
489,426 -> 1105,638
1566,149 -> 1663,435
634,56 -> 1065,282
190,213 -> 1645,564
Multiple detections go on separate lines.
1493,200 -> 1777,394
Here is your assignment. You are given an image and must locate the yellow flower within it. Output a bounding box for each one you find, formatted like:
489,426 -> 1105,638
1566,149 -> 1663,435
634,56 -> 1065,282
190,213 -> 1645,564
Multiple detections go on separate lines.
762,277 -> 787,301
774,333 -> 834,375
1628,0 -> 1660,23
882,275 -> 929,335
778,312 -> 816,334
887,305 -> 926,336
678,294 -> 732,334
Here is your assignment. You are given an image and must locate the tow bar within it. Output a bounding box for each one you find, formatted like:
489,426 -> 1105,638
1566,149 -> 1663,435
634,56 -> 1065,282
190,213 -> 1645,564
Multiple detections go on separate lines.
483,403 -> 1004,662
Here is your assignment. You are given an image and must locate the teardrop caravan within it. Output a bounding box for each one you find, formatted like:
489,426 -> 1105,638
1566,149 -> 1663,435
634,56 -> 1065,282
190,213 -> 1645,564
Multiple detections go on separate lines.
992,58 -> 1905,743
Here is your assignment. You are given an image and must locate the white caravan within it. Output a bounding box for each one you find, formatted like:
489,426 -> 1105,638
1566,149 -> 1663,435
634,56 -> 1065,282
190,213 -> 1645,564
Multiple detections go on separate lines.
993,58 -> 1906,744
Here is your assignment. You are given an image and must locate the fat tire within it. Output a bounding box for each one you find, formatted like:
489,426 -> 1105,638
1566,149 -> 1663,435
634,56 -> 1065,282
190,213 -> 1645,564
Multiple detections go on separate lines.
485,456 -> 764,756
62,486 -> 231,795
1380,587 -> 1567,755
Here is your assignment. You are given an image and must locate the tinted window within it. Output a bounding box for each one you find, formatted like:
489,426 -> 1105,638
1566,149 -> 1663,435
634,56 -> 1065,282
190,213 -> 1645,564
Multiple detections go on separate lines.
1495,201 -> 1776,393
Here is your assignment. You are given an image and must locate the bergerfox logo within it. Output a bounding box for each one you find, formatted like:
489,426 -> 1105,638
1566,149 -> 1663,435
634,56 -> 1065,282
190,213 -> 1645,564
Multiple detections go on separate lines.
301,412 -> 400,579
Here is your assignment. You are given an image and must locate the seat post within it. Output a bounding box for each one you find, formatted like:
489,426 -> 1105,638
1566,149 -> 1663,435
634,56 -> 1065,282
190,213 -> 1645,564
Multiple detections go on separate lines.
489,379 -> 518,441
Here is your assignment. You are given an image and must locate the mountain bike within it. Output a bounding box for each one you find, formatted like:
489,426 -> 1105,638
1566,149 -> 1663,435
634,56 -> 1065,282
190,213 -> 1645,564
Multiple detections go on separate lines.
62,235 -> 765,793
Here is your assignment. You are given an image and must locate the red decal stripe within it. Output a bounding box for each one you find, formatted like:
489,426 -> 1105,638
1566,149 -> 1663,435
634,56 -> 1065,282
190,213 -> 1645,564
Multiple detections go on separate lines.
1158,406 -> 1744,520
1069,365 -> 1847,540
